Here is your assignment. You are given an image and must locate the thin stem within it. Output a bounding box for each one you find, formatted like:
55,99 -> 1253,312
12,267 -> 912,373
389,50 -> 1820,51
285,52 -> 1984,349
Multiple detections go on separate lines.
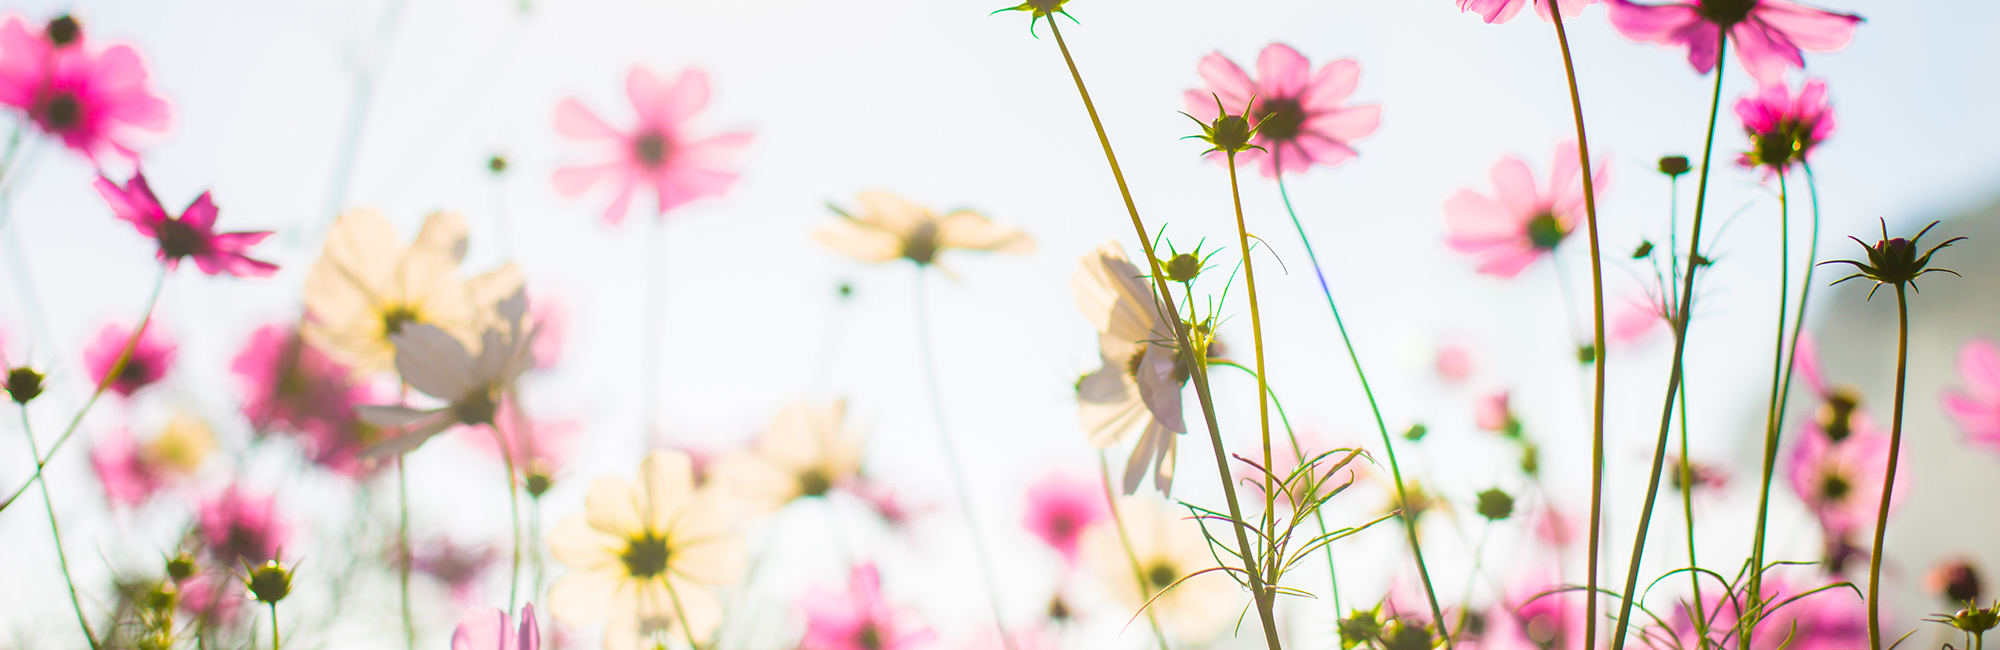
1452,521 -> 1494,637
1210,358 -> 1349,616
488,422 -> 524,612
270,601 -> 282,650
1043,18 -> 1278,650
1224,153 -> 1285,648
398,456 -> 414,650
1868,283 -> 1910,650
1744,168 -> 1794,639
20,409 -> 99,650
1771,165 -> 1825,463
663,575 -> 703,650
1099,452 -> 1173,650
1676,386 -> 1709,650
911,270 -> 1016,650
310,0 -> 412,240
1608,32 -> 1729,650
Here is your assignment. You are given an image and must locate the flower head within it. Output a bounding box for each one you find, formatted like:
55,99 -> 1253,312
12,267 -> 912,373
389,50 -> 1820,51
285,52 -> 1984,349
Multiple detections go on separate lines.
1080,494 -> 1241,642
245,559 -> 292,604
0,14 -> 171,162
549,450 -> 743,650
454,604 -> 540,650
1606,0 -> 1862,84
1786,415 -> 1904,538
358,289 -> 539,457
1483,573 -> 1582,650
1823,219 -> 1964,299
1182,44 -> 1380,178
196,484 -> 292,566
992,0 -> 1071,35
1944,338 -> 2000,457
553,67 -> 750,225
85,320 -> 175,397
1925,557 -> 1984,605
711,400 -> 863,513
1073,242 -> 1193,495
88,413 -> 212,507
232,324 -> 381,476
305,209 -> 523,374
1457,0 -> 1596,24
1021,472 -> 1109,567
1184,94 -> 1263,157
815,192 -> 1034,268
798,564 -> 936,650
1736,79 -> 1835,174
1443,142 -> 1610,278
95,172 -> 276,277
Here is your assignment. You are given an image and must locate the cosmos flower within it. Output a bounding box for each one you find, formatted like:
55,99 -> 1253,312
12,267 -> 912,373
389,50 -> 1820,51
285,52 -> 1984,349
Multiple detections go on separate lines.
797,564 -> 936,650
1443,141 -> 1610,278
815,191 -> 1034,268
1457,0 -> 1595,24
85,320 -> 175,397
1923,557 -> 1983,605
1021,472 -> 1109,567
453,603 -> 539,650
411,536 -> 501,606
1605,0 -> 1862,85
231,324 -> 380,477
1667,575 -> 1866,650
1474,390 -> 1519,435
303,209 -> 523,374
552,66 -> 751,225
1078,494 -> 1237,642
178,566 -> 246,625
196,483 -> 292,566
87,413 -> 212,507
548,450 -> 743,650
1072,242 -> 1190,495
711,400 -> 864,513
1736,78 -> 1835,174
1485,573 -> 1583,650
1785,415 -> 1904,538
1181,43 -> 1381,178
528,291 -> 568,370
1942,338 -> 2000,457
95,172 -> 276,277
358,289 -> 539,457
0,14 -> 170,162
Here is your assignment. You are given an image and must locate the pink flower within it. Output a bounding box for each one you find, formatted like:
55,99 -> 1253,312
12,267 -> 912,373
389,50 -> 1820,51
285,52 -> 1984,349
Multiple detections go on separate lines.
85,321 -> 174,397
196,484 -> 292,566
1474,390 -> 1517,434
178,567 -> 246,625
1458,0 -> 1594,24
453,603 -> 539,650
231,324 -> 379,477
1668,576 -> 1866,650
0,14 -> 171,163
88,427 -> 163,507
1942,338 -> 2000,456
1606,0 -> 1861,85
1486,573 -> 1582,650
1021,472 -> 1109,567
1785,416 -> 1904,538
1435,343 -> 1475,383
552,67 -> 751,225
1735,78 -> 1835,174
528,292 -> 568,370
411,537 -> 500,606
460,398 -> 581,486
851,478 -> 931,532
1182,43 -> 1381,178
799,564 -> 936,650
1443,142 -> 1610,278
95,171 -> 276,277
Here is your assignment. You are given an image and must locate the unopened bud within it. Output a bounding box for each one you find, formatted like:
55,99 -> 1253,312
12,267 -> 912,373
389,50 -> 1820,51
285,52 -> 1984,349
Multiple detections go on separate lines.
246,560 -> 292,604
45,15 -> 80,47
1657,155 -> 1691,177
7,367 -> 44,404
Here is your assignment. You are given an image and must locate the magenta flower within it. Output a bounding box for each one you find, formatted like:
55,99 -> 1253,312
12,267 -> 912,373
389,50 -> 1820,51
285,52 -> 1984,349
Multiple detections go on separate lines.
799,564 -> 936,650
452,603 -> 538,650
85,321 -> 175,397
1181,43 -> 1381,178
196,484 -> 292,566
1443,142 -> 1610,278
1022,472 -> 1109,567
88,427 -> 164,507
1786,416 -> 1904,538
0,14 -> 171,163
95,172 -> 276,277
178,567 -> 246,625
1458,0 -> 1594,24
1735,78 -> 1835,174
1942,338 -> 2000,456
231,324 -> 379,477
1606,0 -> 1861,85
552,66 -> 751,225
1486,573 -> 1582,650
412,537 -> 500,606
1669,575 -> 1865,650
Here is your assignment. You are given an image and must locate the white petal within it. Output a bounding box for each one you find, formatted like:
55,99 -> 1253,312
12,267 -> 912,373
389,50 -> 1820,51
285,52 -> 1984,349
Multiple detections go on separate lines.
391,323 -> 479,399
1133,344 -> 1188,433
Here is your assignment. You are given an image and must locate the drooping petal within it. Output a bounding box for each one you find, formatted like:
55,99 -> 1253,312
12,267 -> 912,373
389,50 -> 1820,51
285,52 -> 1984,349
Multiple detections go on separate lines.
452,608 -> 513,650
1729,20 -> 1801,85
390,324 -> 480,400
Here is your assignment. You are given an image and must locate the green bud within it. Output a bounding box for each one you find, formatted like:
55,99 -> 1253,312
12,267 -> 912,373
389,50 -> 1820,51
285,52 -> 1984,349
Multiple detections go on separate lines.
1402,423 -> 1428,442
7,366 -> 44,404
1164,252 -> 1203,283
1632,240 -> 1654,259
487,155 -> 509,174
1657,155 -> 1691,177
246,560 -> 292,604
1476,488 -> 1515,521
166,552 -> 196,581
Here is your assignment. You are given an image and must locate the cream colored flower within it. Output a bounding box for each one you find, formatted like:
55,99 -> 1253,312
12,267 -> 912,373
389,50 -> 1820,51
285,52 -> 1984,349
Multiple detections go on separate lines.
357,290 -> 538,457
1073,241 -> 1188,495
303,209 -> 522,374
1079,494 -> 1238,643
814,191 -> 1034,267
549,450 -> 744,650
711,400 -> 863,513
146,411 -> 215,475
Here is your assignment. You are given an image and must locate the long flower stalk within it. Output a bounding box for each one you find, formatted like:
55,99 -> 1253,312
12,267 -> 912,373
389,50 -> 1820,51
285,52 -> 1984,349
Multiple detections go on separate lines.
1608,31 -> 1729,650
1099,452 -> 1173,650
1223,150 -> 1287,646
397,456 -> 414,650
1043,18 -> 1280,649
1743,168 -> 1795,647
487,421 -> 524,612
1868,283 -> 1911,650
270,602 -> 282,650
19,410 -> 99,650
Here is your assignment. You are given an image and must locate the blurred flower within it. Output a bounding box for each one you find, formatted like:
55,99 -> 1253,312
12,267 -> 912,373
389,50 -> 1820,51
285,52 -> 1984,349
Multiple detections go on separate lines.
1925,557 -> 1983,605
850,478 -> 931,532
1474,390 -> 1520,436
95,172 -> 276,277
303,209 -> 523,374
1485,573 -> 1582,650
798,563 -> 936,650
1786,416 -> 1905,538
462,398 -> 581,496
1668,575 -> 1865,650
1443,142 -> 1609,278
85,320 -> 174,397
1943,338 -> 2000,457
529,291 -> 568,370
1458,0 -> 1595,24
1736,78 -> 1834,175
411,536 -> 500,606
88,412 -> 212,507
359,289 -> 539,457
1668,455 -> 1730,493
197,483 -> 291,566
454,603 -> 539,650
1073,242 -> 1188,495
177,566 -> 245,625
1022,472 -> 1109,567
1605,0 -> 1861,84
552,66 -> 751,225
231,324 -> 381,477
1080,494 -> 1236,642
1182,43 -> 1380,178
549,450 -> 743,650
712,400 -> 863,513
816,191 -> 1033,268
0,14 -> 170,162
1435,343 -> 1474,383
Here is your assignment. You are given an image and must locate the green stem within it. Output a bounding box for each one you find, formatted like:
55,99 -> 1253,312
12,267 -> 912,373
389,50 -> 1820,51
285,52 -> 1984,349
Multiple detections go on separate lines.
1212,356 -> 1346,614
1099,453 -> 1173,650
398,456 -> 415,650
663,572 -> 703,650
1867,283 -> 1910,650
1665,168 -> 1710,650
488,421 -> 524,612
20,410 -> 99,650
1744,168 -> 1795,642
1608,31 -> 1728,650
1224,153 -> 1286,646
270,601 -> 282,650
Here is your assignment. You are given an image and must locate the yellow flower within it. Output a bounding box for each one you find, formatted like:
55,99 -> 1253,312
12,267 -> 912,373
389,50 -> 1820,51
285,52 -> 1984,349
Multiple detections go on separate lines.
814,191 -> 1034,268
711,400 -> 863,513
1080,494 -> 1238,643
549,450 -> 744,650
303,209 -> 522,374
144,411 -> 214,475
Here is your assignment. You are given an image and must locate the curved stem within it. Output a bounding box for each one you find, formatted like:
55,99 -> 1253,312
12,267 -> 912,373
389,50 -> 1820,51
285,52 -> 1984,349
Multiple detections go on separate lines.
911,270 -> 1016,650
1745,168 -> 1795,639
1608,32 -> 1728,650
488,421 -> 523,612
1099,452 -> 1173,650
1868,284 -> 1910,650
398,456 -> 414,650
1214,353 -> 1345,614
20,409 -> 99,650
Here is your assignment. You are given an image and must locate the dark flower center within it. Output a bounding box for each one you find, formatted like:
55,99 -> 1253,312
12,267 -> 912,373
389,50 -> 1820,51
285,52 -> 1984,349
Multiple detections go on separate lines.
223,523 -> 268,564
1046,513 -> 1075,540
380,305 -> 420,337
1526,213 -> 1568,250
632,132 -> 671,168
797,467 -> 833,497
620,531 -> 671,578
7,367 -> 45,404
1255,97 -> 1305,143
46,16 -> 80,46
1698,0 -> 1757,26
118,357 -> 153,392
452,390 -> 498,427
1146,561 -> 1177,589
1819,391 -> 1859,442
1819,472 -> 1851,501
1047,595 -> 1071,621
855,622 -> 884,650
157,218 -> 208,260
41,93 -> 81,130
901,220 -> 939,265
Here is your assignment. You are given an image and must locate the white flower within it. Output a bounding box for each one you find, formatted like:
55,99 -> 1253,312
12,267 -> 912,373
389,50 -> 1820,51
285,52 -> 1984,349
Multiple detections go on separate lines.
358,289 -> 539,456
814,191 -> 1034,268
303,209 -> 523,374
1072,242 -> 1188,495
1079,494 -> 1238,643
710,400 -> 863,514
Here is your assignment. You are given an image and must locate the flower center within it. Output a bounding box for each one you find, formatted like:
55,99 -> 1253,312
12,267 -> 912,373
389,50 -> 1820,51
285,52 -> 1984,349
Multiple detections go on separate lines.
1819,472 -> 1851,501
118,357 -> 152,391
1146,561 -> 1177,590
40,93 -> 81,131
632,132 -> 671,168
380,305 -> 420,337
620,531 -> 671,579
46,16 -> 80,46
1046,513 -> 1075,540
797,467 -> 833,497
855,622 -> 884,650
157,218 -> 207,260
1254,97 -> 1305,142
1526,613 -> 1559,648
1525,213 -> 1568,250
901,220 -> 940,265
1698,0 -> 1757,26
452,390 -> 498,427
1750,125 -> 1808,170
1818,390 -> 1859,442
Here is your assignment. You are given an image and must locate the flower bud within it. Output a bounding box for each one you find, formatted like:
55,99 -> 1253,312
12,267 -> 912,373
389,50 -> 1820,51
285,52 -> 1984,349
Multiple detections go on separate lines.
1337,608 -> 1382,649
487,155 -> 509,174
1402,423 -> 1428,442
1632,240 -> 1654,259
46,15 -> 80,47
1164,252 -> 1203,283
246,560 -> 292,604
166,552 -> 196,582
1475,488 -> 1514,521
7,366 -> 45,404
1657,155 -> 1691,177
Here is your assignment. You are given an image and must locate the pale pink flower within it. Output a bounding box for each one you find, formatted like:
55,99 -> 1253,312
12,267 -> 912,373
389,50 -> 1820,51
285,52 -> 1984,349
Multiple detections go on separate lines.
1443,142 -> 1610,278
1486,573 -> 1582,650
1942,338 -> 2000,456
1474,390 -> 1515,433
1736,78 -> 1835,174
178,567 -> 245,625
1667,575 -> 1866,650
85,320 -> 174,397
412,537 -> 500,606
1458,0 -> 1595,24
94,171 -> 277,277
1435,343 -> 1475,383
88,427 -> 163,507
197,483 -> 292,566
552,67 -> 751,225
1606,0 -> 1861,85
1021,472 -> 1109,567
1608,290 -> 1671,345
1182,43 -> 1381,178
529,292 -> 568,370
799,564 -> 936,650
453,603 -> 539,650
460,398 -> 581,484
0,14 -> 171,162
231,324 -> 379,477
1786,416 -> 1904,538
851,478 -> 931,532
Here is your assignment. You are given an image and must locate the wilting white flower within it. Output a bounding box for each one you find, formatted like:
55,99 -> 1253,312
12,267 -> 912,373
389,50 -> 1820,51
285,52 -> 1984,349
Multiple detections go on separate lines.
1072,241 -> 1189,495
359,289 -> 539,456
814,191 -> 1034,269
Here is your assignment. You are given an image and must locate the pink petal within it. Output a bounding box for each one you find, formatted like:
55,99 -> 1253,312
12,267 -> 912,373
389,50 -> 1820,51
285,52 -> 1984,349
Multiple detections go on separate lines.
1255,43 -> 1311,100
517,604 -> 538,650
1304,104 -> 1381,143
1443,190 -> 1516,238
1729,21 -> 1802,85
551,163 -> 619,197
1301,59 -> 1362,111
452,608 -> 512,650
1488,155 -> 1541,219
1475,246 -> 1541,278
181,191 -> 218,230
599,178 -> 637,226
1459,0 -> 1527,24
94,174 -> 165,232
1194,52 -> 1255,108
1295,132 -> 1358,169
1606,0 -> 1703,44
1959,339 -> 2000,401
1752,0 -> 1862,52
552,98 -> 621,141
1793,332 -> 1825,395
656,68 -> 712,125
